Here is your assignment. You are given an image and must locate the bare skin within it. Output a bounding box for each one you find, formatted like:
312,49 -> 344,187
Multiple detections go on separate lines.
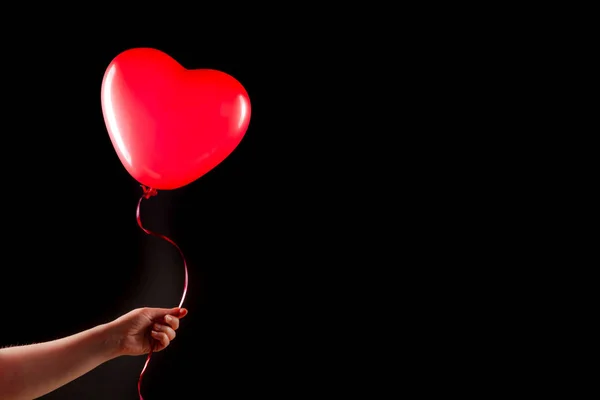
0,307 -> 188,400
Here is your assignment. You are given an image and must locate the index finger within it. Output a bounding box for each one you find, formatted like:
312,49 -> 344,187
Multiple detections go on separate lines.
164,314 -> 180,330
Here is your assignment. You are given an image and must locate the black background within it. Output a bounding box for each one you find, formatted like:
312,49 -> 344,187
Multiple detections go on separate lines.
0,31 -> 310,399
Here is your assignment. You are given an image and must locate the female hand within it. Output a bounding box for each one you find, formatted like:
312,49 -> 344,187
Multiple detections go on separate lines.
108,307 -> 188,356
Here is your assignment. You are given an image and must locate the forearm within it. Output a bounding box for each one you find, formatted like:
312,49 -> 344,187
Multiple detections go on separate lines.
0,322 -> 119,400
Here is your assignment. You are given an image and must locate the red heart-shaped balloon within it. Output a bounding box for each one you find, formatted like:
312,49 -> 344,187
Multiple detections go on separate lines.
101,48 -> 251,190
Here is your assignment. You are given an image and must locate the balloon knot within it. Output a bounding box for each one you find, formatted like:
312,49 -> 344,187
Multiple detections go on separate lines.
141,185 -> 158,199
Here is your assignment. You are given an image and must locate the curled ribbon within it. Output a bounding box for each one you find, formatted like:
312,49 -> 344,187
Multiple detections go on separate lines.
136,185 -> 189,400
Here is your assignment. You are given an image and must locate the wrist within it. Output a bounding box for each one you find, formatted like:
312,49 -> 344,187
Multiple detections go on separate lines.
95,321 -> 123,360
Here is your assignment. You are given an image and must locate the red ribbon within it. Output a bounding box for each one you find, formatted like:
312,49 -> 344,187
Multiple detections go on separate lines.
136,185 -> 189,400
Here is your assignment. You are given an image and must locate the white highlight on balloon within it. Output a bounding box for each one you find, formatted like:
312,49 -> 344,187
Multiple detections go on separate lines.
238,94 -> 248,130
103,65 -> 132,167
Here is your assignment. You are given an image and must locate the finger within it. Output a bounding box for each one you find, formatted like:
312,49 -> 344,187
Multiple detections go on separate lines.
154,323 -> 176,341
178,308 -> 188,318
151,331 -> 170,348
164,314 -> 180,330
143,307 -> 182,320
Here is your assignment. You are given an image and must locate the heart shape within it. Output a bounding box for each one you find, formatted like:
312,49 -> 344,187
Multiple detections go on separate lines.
101,48 -> 251,190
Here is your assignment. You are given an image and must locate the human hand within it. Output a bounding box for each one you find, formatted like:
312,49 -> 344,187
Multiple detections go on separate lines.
107,307 -> 188,356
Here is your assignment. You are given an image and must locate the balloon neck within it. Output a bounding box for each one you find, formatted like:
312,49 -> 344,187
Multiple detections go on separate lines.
141,185 -> 158,199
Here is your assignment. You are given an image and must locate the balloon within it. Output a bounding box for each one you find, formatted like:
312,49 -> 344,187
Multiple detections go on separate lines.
101,48 -> 251,190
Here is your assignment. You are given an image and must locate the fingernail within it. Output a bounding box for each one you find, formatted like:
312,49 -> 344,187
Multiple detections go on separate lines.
151,331 -> 158,337
165,315 -> 172,323
154,323 -> 163,331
